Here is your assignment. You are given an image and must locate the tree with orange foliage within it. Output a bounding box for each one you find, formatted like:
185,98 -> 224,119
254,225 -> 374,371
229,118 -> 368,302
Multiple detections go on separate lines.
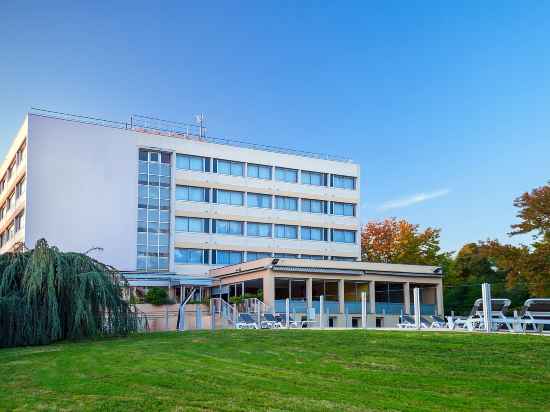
361,218 -> 448,266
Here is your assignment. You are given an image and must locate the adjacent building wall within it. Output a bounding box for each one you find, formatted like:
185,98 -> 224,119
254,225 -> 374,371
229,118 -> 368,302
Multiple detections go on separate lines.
25,114 -> 138,270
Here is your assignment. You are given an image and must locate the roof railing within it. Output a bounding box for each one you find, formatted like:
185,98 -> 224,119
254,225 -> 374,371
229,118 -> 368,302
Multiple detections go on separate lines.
30,107 -> 355,163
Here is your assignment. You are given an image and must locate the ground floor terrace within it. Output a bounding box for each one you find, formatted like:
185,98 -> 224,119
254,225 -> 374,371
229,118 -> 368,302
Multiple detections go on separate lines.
210,258 -> 443,328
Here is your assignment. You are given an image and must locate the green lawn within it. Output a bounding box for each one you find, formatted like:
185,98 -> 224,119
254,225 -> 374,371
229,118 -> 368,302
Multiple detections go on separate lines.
0,330 -> 549,411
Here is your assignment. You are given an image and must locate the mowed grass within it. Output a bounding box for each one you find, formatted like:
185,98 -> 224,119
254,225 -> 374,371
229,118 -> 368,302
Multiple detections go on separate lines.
0,330 -> 549,412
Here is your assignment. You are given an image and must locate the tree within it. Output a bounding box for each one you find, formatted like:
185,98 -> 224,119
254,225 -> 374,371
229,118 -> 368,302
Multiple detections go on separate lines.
361,218 -> 448,265
0,239 -> 139,347
443,242 -> 530,315
510,181 -> 550,240
145,287 -> 169,305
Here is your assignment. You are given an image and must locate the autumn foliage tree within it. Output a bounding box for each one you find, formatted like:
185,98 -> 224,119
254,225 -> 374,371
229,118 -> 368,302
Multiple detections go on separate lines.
487,181 -> 550,296
361,218 -> 448,266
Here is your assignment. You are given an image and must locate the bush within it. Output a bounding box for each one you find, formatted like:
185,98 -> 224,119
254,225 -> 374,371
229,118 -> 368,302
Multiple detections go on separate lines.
228,296 -> 243,305
145,288 -> 169,305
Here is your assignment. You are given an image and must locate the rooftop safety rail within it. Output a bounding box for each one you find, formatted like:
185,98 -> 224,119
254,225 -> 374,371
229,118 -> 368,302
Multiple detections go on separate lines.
29,107 -> 354,163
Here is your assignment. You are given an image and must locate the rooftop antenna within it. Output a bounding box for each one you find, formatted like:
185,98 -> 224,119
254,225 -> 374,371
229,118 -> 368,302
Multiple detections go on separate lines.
195,114 -> 206,138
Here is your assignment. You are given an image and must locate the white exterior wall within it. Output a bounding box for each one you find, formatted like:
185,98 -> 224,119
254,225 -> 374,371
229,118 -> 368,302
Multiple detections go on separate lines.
25,114 -> 138,269
11,113 -> 360,275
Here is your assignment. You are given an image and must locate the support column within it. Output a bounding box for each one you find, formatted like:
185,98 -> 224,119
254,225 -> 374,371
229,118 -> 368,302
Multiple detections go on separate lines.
263,274 -> 275,312
436,283 -> 444,316
306,278 -> 313,308
404,282 -> 411,315
369,280 -> 376,314
338,279 -> 345,314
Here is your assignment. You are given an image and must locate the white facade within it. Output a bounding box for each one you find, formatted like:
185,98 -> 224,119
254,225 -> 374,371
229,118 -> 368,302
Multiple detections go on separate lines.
0,112 -> 361,276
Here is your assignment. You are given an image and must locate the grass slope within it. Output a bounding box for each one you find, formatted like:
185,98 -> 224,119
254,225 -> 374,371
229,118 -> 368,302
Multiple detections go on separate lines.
0,330 -> 549,411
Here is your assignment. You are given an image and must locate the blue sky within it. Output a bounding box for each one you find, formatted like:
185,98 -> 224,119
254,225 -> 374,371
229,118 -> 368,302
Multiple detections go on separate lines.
1,1 -> 548,252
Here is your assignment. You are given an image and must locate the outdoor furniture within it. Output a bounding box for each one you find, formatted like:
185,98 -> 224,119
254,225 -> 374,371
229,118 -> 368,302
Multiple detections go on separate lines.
519,298 -> 550,333
236,313 -> 259,329
428,315 -> 447,328
261,313 -> 283,329
398,314 -> 431,329
300,308 -> 319,328
398,315 -> 417,329
275,313 -> 300,328
447,299 -> 513,331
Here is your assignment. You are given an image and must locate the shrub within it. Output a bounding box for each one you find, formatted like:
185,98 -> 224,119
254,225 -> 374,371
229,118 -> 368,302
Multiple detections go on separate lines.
145,287 -> 169,305
228,296 -> 243,305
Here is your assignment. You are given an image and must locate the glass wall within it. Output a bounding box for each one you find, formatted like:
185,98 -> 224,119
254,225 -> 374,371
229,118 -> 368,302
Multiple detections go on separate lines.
137,149 -> 171,271
375,282 -> 404,314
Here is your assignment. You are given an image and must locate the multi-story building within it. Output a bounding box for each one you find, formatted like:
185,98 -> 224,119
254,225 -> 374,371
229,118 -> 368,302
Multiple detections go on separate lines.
0,109 -> 444,325
0,109 -> 360,275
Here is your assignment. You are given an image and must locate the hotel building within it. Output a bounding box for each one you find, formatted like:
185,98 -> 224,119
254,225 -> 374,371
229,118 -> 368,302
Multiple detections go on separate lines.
0,109 -> 443,325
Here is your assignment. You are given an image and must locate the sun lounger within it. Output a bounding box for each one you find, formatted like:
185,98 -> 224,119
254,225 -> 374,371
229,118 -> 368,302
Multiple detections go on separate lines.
519,298 -> 550,333
275,313 -> 300,328
422,315 -> 447,328
399,314 -> 431,329
236,313 -> 259,329
261,313 -> 283,329
447,299 -> 513,331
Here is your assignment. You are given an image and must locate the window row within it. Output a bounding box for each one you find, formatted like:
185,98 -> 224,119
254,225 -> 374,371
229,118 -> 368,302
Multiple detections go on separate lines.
173,216 -> 357,243
0,141 -> 26,197
174,248 -> 358,265
175,154 -> 356,189
0,177 -> 26,222
0,210 -> 25,249
175,185 -> 356,216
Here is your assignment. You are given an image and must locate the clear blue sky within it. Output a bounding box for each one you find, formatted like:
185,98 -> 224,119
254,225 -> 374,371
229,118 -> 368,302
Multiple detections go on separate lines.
1,1 -> 548,252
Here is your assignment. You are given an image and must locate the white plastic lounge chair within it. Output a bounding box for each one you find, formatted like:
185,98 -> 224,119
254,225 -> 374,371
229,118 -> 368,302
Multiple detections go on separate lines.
447,299 -> 513,331
275,313 -> 300,328
519,298 -> 550,333
428,315 -> 447,328
261,313 -> 282,329
398,314 -> 431,329
236,313 -> 259,329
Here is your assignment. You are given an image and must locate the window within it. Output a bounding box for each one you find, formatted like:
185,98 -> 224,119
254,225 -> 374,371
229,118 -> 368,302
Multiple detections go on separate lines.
215,189 -> 244,206
6,161 -> 14,181
332,229 -> 356,243
175,248 -> 208,264
275,224 -> 298,239
274,253 -> 298,258
214,219 -> 244,235
332,256 -> 357,261
176,154 -> 206,171
301,254 -> 326,260
15,178 -> 26,199
247,193 -> 272,208
14,211 -> 25,232
332,174 -> 356,190
0,179 -> 4,194
247,222 -> 272,237
246,251 -> 272,261
6,192 -> 14,212
301,170 -> 324,186
176,185 -> 209,202
215,159 -> 244,176
302,199 -> 324,214
247,163 -> 272,179
15,142 -> 26,167
332,202 -> 355,216
214,250 -> 243,265
275,196 -> 298,211
137,149 -> 172,271
175,217 -> 208,233
301,226 -> 323,241
275,167 -> 298,183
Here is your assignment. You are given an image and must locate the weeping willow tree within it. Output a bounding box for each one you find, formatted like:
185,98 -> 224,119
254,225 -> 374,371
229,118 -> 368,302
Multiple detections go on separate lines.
0,239 -> 140,347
